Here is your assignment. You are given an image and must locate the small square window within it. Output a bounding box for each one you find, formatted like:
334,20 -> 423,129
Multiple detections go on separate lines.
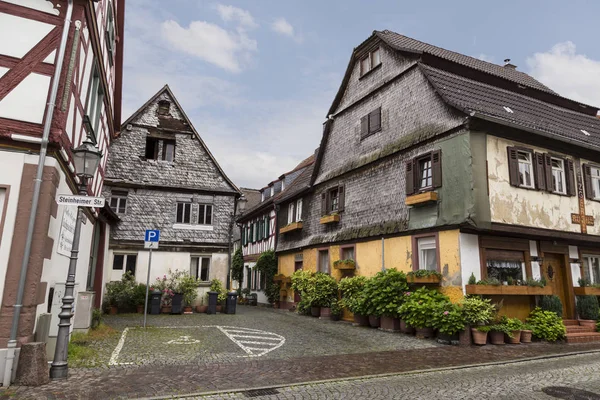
359,47 -> 381,77
341,246 -> 355,261
198,204 -> 213,225
176,202 -> 192,224
109,191 -> 127,214
157,100 -> 170,116
191,256 -> 211,282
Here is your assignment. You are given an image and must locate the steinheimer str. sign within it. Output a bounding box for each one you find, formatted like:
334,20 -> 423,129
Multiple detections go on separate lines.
57,195 -> 105,208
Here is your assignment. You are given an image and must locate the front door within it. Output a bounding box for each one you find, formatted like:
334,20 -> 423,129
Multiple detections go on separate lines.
294,261 -> 302,302
544,253 -> 573,318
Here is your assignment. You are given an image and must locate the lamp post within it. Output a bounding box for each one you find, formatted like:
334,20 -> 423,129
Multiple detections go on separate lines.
227,195 -> 247,290
49,135 -> 102,380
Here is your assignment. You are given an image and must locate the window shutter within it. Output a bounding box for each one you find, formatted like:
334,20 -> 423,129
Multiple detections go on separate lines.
432,150 -> 442,188
544,153 -> 553,191
369,108 -> 381,133
338,185 -> 345,212
265,216 -> 270,237
360,116 -> 368,138
321,192 -> 327,215
507,147 -> 520,187
583,164 -> 593,200
242,227 -> 246,246
534,153 -> 546,191
405,161 -> 415,195
565,159 -> 576,196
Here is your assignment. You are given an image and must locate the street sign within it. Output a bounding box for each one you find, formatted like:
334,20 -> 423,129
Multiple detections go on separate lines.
144,229 -> 160,249
57,195 -> 105,208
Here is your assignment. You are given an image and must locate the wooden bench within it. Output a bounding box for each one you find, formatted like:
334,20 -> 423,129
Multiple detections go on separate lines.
246,293 -> 258,306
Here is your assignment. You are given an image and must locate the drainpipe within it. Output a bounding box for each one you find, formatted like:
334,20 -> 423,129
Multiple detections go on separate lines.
381,237 -> 385,271
3,0 -> 73,387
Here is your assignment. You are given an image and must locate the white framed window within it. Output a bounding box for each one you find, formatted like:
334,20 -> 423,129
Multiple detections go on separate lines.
191,256 -> 211,282
418,157 -> 433,190
551,157 -> 566,194
287,203 -> 294,224
295,198 -> 303,221
261,191 -> 265,202
176,202 -> 192,224
591,167 -> 600,199
517,151 -> 534,188
198,204 -> 213,225
582,255 -> 600,284
270,186 -> 274,196
417,237 -> 437,271
340,245 -> 355,261
113,253 -> 137,275
318,249 -> 330,274
360,47 -> 382,76
85,64 -> 104,140
109,190 -> 127,214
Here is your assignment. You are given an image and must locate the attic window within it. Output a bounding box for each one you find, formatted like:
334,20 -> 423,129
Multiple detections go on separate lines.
581,129 -> 591,136
157,100 -> 170,116
503,106 -> 514,114
359,47 -> 381,77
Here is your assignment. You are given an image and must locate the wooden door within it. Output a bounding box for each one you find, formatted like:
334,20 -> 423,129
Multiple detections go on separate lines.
544,253 -> 572,318
294,261 -> 302,302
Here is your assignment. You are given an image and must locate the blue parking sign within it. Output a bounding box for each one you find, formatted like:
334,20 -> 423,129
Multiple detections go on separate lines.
145,230 -> 160,242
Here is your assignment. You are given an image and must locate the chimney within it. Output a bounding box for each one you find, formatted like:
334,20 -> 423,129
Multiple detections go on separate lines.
503,58 -> 517,69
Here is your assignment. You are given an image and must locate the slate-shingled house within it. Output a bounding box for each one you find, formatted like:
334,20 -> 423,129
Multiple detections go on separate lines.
276,30 -> 600,327
103,85 -> 241,303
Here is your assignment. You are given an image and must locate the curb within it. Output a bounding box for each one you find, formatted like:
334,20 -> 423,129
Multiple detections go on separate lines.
139,348 -> 600,399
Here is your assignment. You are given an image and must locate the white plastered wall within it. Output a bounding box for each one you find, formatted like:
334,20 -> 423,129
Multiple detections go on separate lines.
459,233 -> 480,293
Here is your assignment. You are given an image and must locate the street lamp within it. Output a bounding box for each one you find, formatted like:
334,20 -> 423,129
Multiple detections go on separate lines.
50,135 -> 102,380
227,195 -> 247,290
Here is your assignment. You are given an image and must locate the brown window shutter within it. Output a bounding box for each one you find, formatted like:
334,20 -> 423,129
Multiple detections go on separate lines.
507,147 -> 519,187
405,160 -> 415,195
534,153 -> 546,191
360,116 -> 368,138
321,192 -> 327,215
432,150 -> 442,188
544,153 -> 553,191
565,159 -> 576,196
583,164 -> 593,199
338,185 -> 345,212
369,108 -> 381,133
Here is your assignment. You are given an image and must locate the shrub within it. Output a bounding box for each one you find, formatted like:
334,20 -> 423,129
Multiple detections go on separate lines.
540,295 -> 563,317
265,282 -> 280,305
310,272 -> 338,308
461,297 -> 495,326
231,248 -> 244,286
209,279 -> 227,303
526,277 -> 547,287
177,273 -> 199,306
398,287 -> 448,329
490,323 -> 513,336
330,300 -> 342,317
431,302 -> 465,335
105,272 -> 137,309
291,269 -> 314,298
468,273 -> 477,285
476,278 -> 501,286
296,298 -> 311,315
578,277 -> 591,287
527,307 -> 566,342
362,269 -> 409,317
505,317 -> 524,331
132,283 -> 148,306
338,275 -> 368,314
576,295 -> 599,320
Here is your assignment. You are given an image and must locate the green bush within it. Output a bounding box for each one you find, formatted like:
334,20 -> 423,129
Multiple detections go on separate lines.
338,275 -> 368,314
296,298 -> 311,315
265,282 -> 280,305
132,283 -> 148,306
291,269 -> 314,298
362,269 -> 408,317
461,297 -> 495,326
309,272 -> 338,308
177,273 -> 199,306
431,302 -> 465,335
526,277 -> 547,287
505,317 -> 524,331
105,272 -> 137,309
540,295 -> 563,317
468,273 -> 477,285
476,278 -> 501,286
330,300 -> 342,317
576,295 -> 599,320
231,248 -> 244,285
526,307 -> 566,342
578,278 -> 591,287
209,279 -> 227,303
398,287 -> 448,329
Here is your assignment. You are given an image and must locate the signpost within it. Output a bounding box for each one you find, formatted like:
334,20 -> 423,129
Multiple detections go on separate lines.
57,195 -> 105,207
143,230 -> 160,328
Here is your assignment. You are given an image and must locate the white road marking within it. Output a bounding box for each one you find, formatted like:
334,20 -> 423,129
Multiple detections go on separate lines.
109,327 -> 133,366
167,335 -> 201,345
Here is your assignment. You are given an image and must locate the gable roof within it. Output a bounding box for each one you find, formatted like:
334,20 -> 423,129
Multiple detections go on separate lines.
274,158 -> 316,204
120,85 -> 241,195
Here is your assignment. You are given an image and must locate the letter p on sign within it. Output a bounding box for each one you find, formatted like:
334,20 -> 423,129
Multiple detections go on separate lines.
144,230 -> 160,249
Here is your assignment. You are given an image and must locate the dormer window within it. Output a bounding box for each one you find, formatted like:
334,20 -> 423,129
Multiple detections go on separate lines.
157,100 -> 170,116
359,47 -> 381,77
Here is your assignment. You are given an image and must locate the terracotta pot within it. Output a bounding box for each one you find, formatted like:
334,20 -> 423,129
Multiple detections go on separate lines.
415,327 -> 434,339
368,315 -> 381,328
161,306 -> 172,314
109,306 -> 118,315
506,330 -> 521,344
579,319 -> 597,328
196,305 -> 208,313
311,307 -> 321,317
353,314 -> 370,326
183,306 -> 193,314
320,307 -> 331,318
400,320 -> 415,334
521,329 -> 533,343
489,330 -> 505,345
136,305 -> 144,314
216,305 -> 223,313
380,316 -> 400,332
471,328 -> 488,345
459,325 -> 472,346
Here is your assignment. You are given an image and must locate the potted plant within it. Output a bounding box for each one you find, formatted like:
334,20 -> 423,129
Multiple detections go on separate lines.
338,275 -> 369,326
431,302 -> 465,345
576,295 -> 599,327
363,269 -> 408,332
521,323 -> 533,343
462,297 -> 495,345
398,287 -> 448,339
333,259 -> 356,270
540,295 -> 563,317
178,272 -> 199,314
473,326 -> 491,345
133,283 -> 148,313
526,307 -> 566,342
406,270 -> 443,285
196,298 -> 208,313
505,317 -> 524,344
330,300 -> 342,321
308,273 -> 337,318
104,281 -> 120,315
209,279 -> 227,312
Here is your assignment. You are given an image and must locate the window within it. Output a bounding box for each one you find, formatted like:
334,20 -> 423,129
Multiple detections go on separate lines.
360,107 -> 381,139
264,216 -> 270,238
176,202 -> 191,224
145,137 -> 175,161
157,100 -> 170,116
246,266 -> 251,289
163,140 -> 175,162
145,137 -> 158,160
584,164 -> 600,201
113,254 -> 137,275
508,147 -> 575,195
295,198 -> 303,221
191,256 -> 210,282
340,245 -> 355,261
109,191 -> 127,214
287,203 -> 295,224
416,237 -> 437,271
405,151 -> 442,195
592,167 -> 600,199
551,157 -> 566,194
85,64 -> 104,140
105,1 -> 116,66
198,204 -> 213,225
359,47 -> 381,76
318,250 -> 330,274
517,151 -> 534,188
321,185 -> 345,215
582,255 -> 600,284
485,250 -> 525,282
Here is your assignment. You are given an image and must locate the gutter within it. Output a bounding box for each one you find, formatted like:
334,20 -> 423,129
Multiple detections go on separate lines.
3,0 -> 74,387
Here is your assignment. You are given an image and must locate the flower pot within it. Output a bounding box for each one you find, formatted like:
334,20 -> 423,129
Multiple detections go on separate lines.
380,316 -> 400,332
353,314 -> 369,326
459,325 -> 472,346
400,320 -> 415,334
330,314 -> 341,321
415,327 -> 434,339
109,306 -> 118,315
161,306 -> 172,314
183,306 -> 193,314
310,306 -> 321,317
368,315 -> 381,328
273,302 -> 280,309
196,305 -> 208,313
471,328 -> 488,345
521,329 -> 533,343
507,330 -> 521,344
136,305 -> 144,314
320,307 -> 331,318
216,305 -> 223,313
489,331 -> 505,345
437,332 -> 459,345
578,319 -> 597,328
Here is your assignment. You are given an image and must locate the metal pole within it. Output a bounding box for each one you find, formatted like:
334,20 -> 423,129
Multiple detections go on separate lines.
381,237 -> 385,271
227,216 -> 232,290
49,184 -> 85,379
143,248 -> 153,328
3,1 -> 73,387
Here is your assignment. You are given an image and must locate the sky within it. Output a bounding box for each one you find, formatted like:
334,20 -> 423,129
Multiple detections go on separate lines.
122,0 -> 600,189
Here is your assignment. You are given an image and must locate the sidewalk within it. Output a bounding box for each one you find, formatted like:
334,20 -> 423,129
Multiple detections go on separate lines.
7,341 -> 600,399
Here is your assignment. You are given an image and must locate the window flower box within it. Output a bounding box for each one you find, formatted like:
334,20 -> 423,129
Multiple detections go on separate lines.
333,259 -> 356,270
320,214 -> 340,224
465,285 -> 552,296
574,287 -> 600,296
279,221 -> 303,234
407,274 -> 442,284
405,191 -> 438,206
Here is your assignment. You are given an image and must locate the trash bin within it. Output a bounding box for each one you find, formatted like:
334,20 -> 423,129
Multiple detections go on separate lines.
207,291 -> 218,314
171,293 -> 183,314
150,289 -> 161,315
225,292 -> 238,314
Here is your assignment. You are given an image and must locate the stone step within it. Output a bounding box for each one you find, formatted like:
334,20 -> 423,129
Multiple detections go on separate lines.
563,319 -> 580,326
566,325 -> 596,334
565,332 -> 600,344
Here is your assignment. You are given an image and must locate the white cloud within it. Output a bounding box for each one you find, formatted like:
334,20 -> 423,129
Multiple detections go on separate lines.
527,41 -> 600,108
271,17 -> 302,43
161,20 -> 257,73
215,4 -> 257,29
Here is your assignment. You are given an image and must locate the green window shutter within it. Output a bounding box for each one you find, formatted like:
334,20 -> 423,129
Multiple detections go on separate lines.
242,227 -> 246,246
265,216 -> 270,237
